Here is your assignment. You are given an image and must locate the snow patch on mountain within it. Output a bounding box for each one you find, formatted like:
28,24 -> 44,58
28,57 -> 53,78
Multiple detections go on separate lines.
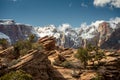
58,23 -> 72,32
34,17 -> 120,48
0,19 -> 15,25
0,32 -> 11,43
109,17 -> 120,29
34,25 -> 60,38
91,20 -> 104,28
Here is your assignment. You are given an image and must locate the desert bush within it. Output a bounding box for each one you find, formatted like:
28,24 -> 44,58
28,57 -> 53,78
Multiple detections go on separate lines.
94,50 -> 104,65
20,48 -> 29,56
89,47 -> 105,67
75,47 -> 90,69
12,34 -> 42,58
61,61 -> 73,68
52,61 -> 60,66
8,59 -> 20,67
28,34 -> 36,43
13,40 -> 32,58
0,38 -> 9,49
86,44 -> 94,52
32,43 -> 43,50
53,60 -> 73,68
91,74 -> 103,80
0,70 -> 33,80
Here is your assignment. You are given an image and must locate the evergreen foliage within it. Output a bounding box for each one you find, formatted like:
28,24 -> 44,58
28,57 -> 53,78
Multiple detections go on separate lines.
13,34 -> 42,57
75,47 -> 89,69
0,38 -> 9,49
0,70 -> 33,80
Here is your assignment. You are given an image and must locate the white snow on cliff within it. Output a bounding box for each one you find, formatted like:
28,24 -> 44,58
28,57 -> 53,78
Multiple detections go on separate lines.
0,32 -> 11,43
0,17 -> 120,48
0,19 -> 15,25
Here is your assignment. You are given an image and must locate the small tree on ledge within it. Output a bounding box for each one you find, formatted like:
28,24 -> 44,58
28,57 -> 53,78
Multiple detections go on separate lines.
75,47 -> 90,69
0,38 -> 9,49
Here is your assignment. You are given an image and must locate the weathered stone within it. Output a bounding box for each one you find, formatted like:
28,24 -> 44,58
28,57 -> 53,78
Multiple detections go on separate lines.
0,50 -> 66,80
79,71 -> 100,80
38,36 -> 56,50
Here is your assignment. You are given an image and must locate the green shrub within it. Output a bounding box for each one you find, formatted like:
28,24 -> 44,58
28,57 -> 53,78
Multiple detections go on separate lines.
0,70 -> 33,80
20,48 -> 29,56
13,40 -> 32,58
61,61 -> 73,68
28,34 -> 36,43
94,51 -> 104,65
8,59 -> 20,67
75,47 -> 89,69
86,44 -> 94,52
0,38 -> 9,49
91,74 -> 103,80
88,47 -> 105,67
52,61 -> 60,66
32,43 -> 43,50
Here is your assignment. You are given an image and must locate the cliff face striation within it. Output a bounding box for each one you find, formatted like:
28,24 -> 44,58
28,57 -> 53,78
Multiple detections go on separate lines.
35,22 -> 120,49
0,50 -> 66,80
101,27 -> 120,49
0,19 -> 120,49
0,20 -> 38,44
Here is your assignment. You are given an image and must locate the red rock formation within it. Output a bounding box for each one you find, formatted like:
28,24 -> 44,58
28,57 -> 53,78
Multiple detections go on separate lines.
97,22 -> 113,47
0,49 -> 66,80
19,51 -> 65,80
79,71 -> 99,80
38,36 -> 56,50
101,27 -> 120,49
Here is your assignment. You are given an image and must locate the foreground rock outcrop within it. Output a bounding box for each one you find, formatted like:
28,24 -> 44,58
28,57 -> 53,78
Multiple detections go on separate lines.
99,50 -> 120,80
38,36 -> 56,50
0,49 -> 66,80
0,35 -> 120,80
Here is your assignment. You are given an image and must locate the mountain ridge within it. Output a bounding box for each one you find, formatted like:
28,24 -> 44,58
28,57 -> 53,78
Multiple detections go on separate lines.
0,19 -> 120,49
34,21 -> 120,49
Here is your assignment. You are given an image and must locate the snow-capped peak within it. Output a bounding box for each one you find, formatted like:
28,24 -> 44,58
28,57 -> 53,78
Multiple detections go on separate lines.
58,23 -> 72,32
91,20 -> 104,28
0,19 -> 15,25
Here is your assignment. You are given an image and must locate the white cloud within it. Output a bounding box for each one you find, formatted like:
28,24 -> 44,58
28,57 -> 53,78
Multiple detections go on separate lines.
80,22 -> 88,28
58,23 -> 71,32
93,0 -> 111,7
109,17 -> 120,29
111,0 -> 120,8
80,22 -> 96,39
109,17 -> 120,24
91,20 -> 104,28
81,3 -> 88,7
93,0 -> 120,8
89,17 -> 120,29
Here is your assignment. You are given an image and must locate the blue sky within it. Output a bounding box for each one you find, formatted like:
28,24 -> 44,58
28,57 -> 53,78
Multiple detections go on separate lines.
0,0 -> 120,27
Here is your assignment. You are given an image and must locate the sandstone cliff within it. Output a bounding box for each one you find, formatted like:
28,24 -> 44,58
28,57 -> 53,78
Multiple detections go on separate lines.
0,20 -> 37,44
0,49 -> 66,80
